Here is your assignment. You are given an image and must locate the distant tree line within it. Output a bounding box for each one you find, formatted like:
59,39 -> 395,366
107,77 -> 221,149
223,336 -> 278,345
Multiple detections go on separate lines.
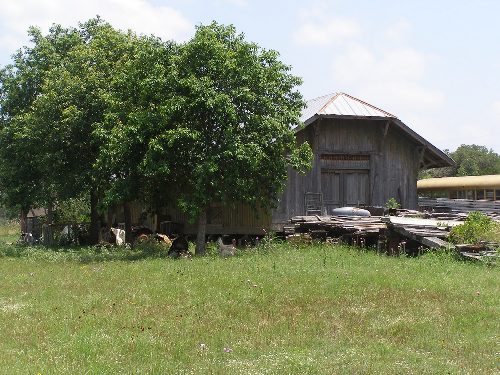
420,144 -> 500,179
0,18 -> 312,253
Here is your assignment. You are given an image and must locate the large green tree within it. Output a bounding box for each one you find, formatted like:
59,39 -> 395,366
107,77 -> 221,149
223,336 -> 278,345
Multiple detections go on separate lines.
421,144 -> 500,179
95,35 -> 178,241
143,23 -> 312,255
0,24 -> 82,228
0,19 -> 147,243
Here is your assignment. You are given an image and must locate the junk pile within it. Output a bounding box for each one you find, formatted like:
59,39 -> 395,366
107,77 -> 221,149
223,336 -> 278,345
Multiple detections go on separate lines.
285,207 -> 499,261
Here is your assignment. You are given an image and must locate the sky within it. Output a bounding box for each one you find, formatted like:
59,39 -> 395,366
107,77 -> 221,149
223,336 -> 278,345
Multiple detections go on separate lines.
0,0 -> 499,153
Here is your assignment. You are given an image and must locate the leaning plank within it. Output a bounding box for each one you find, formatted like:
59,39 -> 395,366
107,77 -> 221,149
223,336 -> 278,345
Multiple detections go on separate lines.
421,236 -> 453,249
392,225 -> 452,248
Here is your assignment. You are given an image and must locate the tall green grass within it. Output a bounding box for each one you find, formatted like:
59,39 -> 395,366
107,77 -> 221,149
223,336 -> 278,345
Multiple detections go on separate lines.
0,219 -> 18,244
0,241 -> 498,374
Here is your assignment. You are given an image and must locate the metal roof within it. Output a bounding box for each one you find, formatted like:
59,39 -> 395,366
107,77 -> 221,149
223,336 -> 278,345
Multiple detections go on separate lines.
300,92 -> 396,124
297,92 -> 455,169
418,175 -> 500,190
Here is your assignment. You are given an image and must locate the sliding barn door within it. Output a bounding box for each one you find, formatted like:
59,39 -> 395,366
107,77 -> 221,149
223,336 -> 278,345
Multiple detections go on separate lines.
321,170 -> 370,213
320,154 -> 371,214
343,170 -> 369,206
321,170 -> 342,213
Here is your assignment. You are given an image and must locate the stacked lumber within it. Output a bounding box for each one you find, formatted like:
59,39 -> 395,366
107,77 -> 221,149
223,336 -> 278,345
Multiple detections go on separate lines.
285,212 -> 495,254
419,198 -> 500,220
289,215 -> 386,235
382,216 -> 455,249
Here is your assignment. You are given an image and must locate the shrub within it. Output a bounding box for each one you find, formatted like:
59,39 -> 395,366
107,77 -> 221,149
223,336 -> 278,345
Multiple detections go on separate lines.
385,198 -> 401,210
449,212 -> 499,244
133,236 -> 170,257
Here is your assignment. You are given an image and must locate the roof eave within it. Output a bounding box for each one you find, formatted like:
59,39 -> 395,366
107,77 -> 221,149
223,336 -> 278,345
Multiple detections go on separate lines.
391,118 -> 455,169
296,113 -> 391,132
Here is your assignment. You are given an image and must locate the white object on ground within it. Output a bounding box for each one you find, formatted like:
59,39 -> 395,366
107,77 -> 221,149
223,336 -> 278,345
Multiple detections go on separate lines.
111,228 -> 126,245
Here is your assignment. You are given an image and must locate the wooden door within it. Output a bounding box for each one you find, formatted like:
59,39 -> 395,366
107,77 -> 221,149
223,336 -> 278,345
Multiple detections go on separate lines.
343,170 -> 369,206
321,170 -> 341,213
321,169 -> 369,213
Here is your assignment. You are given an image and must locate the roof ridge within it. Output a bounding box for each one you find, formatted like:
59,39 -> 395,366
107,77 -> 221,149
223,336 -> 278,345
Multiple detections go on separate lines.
317,92 -> 341,114
339,92 -> 396,118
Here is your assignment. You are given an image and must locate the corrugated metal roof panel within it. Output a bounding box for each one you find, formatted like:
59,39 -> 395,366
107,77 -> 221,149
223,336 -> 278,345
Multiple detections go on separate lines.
300,92 -> 396,123
299,93 -> 334,123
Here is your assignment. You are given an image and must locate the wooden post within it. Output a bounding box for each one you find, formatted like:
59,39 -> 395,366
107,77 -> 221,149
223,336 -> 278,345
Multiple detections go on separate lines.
313,119 -> 322,194
417,146 -> 427,169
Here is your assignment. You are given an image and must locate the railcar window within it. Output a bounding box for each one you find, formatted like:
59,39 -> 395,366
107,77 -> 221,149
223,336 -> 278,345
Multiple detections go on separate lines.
485,190 -> 494,201
466,190 -> 475,200
496,190 -> 500,201
476,189 -> 485,200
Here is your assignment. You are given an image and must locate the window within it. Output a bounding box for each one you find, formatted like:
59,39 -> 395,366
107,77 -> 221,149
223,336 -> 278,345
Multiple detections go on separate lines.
476,189 -> 485,200
496,190 -> 500,201
485,190 -> 494,201
466,190 -> 475,200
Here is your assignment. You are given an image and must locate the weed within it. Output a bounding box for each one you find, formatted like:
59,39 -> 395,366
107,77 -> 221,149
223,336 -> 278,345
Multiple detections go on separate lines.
385,197 -> 401,210
449,211 -> 499,244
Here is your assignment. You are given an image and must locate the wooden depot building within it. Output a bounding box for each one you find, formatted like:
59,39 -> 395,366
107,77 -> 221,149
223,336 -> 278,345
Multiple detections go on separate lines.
271,92 -> 454,227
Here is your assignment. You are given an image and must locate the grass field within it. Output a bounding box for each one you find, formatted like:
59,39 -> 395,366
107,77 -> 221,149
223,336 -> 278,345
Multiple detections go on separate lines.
0,232 -> 498,374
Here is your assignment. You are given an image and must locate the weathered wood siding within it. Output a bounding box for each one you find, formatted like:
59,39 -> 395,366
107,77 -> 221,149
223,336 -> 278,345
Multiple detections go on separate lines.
165,203 -> 270,235
272,117 -> 420,227
115,201 -> 271,235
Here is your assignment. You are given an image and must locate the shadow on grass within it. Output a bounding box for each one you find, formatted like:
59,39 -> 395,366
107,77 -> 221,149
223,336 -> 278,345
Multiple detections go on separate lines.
1,237 -> 487,266
0,242 -> 177,263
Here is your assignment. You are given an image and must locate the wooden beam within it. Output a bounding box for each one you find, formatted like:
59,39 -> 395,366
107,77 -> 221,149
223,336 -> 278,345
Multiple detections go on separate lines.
378,120 -> 391,156
418,146 -> 427,168
313,118 -> 322,194
383,120 -> 390,137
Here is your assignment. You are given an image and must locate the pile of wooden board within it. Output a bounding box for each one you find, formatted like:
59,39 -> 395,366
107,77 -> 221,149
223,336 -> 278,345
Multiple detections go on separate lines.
288,215 -> 386,236
419,198 -> 500,219
381,216 -> 459,249
285,212 -> 499,259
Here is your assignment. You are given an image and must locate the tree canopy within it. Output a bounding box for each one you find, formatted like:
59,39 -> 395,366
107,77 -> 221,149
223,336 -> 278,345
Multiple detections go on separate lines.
142,23 -> 311,254
0,19 -> 312,249
420,144 -> 500,179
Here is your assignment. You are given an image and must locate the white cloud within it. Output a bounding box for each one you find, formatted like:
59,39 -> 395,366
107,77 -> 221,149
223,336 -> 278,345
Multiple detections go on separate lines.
0,0 -> 193,57
292,6 -> 445,121
492,100 -> 500,119
293,17 -> 360,46
293,2 -> 360,46
332,43 -> 444,113
384,19 -> 412,44
214,0 -> 248,6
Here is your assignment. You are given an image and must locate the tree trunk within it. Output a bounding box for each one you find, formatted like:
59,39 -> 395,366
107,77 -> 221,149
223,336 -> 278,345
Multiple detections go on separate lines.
89,189 -> 100,245
123,202 -> 133,244
47,202 -> 54,246
45,203 -> 54,246
20,209 -> 27,234
195,208 -> 207,256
